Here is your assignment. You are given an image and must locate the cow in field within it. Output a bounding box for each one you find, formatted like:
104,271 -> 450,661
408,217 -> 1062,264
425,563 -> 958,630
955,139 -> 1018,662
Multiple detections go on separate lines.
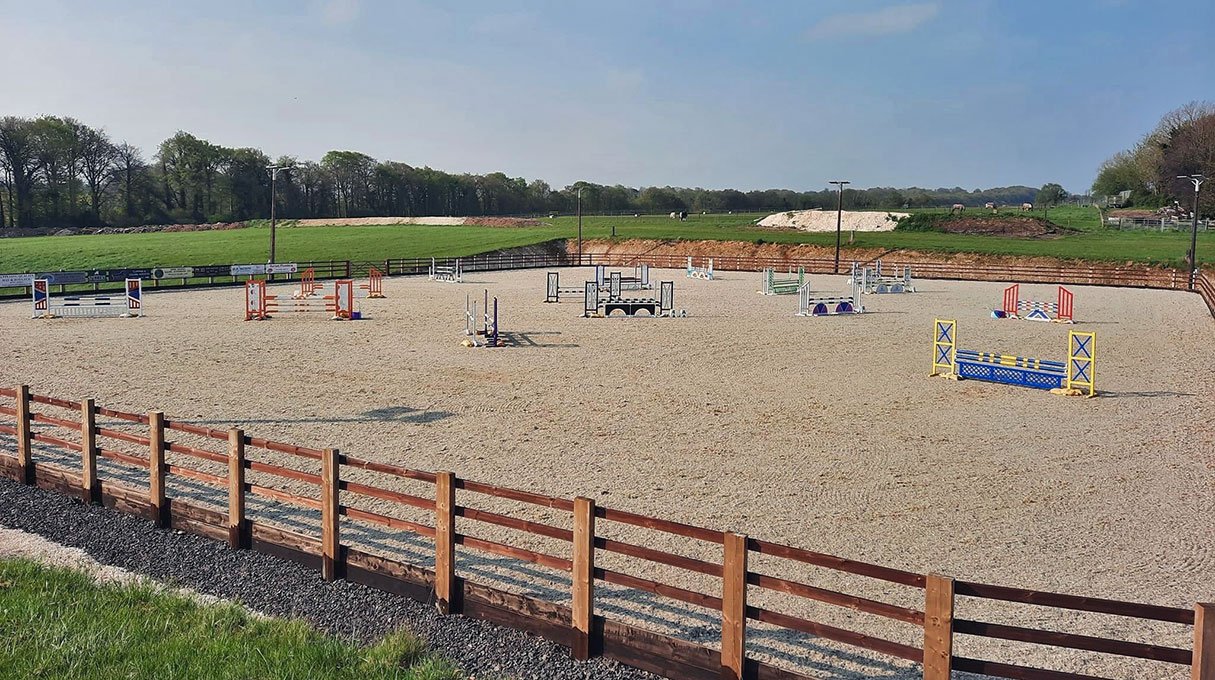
984,202 -> 996,210
1021,202 -> 1033,211
670,212 -> 678,219
950,203 -> 966,214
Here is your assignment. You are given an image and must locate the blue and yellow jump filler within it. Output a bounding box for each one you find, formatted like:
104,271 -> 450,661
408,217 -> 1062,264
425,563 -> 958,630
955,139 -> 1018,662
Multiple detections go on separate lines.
930,319 -> 1095,397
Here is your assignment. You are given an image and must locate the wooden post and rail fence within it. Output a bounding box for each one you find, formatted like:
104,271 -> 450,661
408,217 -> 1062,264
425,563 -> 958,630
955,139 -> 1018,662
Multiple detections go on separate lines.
2,249 -> 1213,320
0,385 -> 1211,679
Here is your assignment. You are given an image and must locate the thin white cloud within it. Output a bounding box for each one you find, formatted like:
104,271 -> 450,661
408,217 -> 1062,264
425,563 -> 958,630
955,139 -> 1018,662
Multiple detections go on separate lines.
320,0 -> 360,26
472,12 -> 537,36
804,2 -> 940,41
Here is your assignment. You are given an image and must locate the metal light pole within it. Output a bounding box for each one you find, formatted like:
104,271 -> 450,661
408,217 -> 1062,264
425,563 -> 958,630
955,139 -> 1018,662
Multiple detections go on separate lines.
576,187 -> 583,265
267,165 -> 287,264
1179,174 -> 1205,290
829,180 -> 850,274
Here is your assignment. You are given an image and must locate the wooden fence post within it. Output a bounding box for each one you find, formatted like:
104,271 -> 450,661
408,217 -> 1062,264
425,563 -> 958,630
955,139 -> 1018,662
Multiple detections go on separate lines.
81,398 -> 97,503
15,385 -> 31,484
148,411 -> 166,527
320,447 -> 342,581
1196,603 -> 1214,680
721,532 -> 747,680
572,496 -> 596,660
924,573 -> 956,680
227,429 -> 246,549
434,471 -> 456,615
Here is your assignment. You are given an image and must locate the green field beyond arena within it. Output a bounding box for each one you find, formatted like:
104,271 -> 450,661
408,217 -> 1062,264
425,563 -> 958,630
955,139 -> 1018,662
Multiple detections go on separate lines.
0,208 -> 1211,273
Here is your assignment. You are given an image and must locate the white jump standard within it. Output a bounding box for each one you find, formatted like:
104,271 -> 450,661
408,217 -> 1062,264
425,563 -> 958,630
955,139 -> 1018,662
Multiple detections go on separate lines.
685,257 -> 715,280
595,264 -> 651,291
796,276 -> 864,316
849,261 -> 915,294
463,289 -> 504,347
760,267 -> 804,295
429,258 -> 463,283
245,279 -> 355,320
583,280 -> 677,317
545,271 -> 594,303
32,278 -> 143,318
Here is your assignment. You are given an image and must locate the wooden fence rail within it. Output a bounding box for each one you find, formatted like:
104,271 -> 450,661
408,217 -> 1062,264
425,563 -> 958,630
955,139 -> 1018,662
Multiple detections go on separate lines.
0,384 -> 1211,680
3,248 -> 1213,319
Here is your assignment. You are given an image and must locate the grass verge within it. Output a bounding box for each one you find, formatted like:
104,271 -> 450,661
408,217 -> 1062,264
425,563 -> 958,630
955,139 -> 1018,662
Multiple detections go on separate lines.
0,558 -> 459,679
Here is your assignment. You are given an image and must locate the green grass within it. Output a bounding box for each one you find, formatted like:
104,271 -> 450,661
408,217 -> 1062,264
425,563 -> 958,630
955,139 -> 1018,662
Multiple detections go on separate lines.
0,559 -> 460,679
901,204 -> 1102,230
0,222 -> 570,272
0,207 -> 1209,272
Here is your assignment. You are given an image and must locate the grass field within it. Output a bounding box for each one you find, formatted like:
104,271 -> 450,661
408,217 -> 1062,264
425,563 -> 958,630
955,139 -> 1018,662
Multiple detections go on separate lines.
0,559 -> 457,679
0,207 -> 1208,272
903,204 -> 1102,230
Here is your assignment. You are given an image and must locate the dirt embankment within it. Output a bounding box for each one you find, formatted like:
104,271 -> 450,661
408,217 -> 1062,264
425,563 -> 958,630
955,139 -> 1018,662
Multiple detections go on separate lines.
927,215 -> 1074,237
572,238 -> 1153,271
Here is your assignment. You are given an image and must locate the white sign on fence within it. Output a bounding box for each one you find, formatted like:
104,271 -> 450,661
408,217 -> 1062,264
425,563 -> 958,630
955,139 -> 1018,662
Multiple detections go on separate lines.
265,263 -> 299,274
230,264 -> 267,276
152,267 -> 194,279
0,274 -> 35,288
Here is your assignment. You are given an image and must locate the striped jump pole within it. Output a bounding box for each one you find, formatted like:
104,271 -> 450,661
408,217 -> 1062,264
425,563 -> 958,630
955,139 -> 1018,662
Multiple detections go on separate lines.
32,278 -> 143,319
931,319 -> 1095,396
246,279 -> 355,320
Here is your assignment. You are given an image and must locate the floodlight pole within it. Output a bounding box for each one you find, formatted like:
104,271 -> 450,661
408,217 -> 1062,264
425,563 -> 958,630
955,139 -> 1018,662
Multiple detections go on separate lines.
1179,174 -> 1205,290
829,180 -> 850,274
577,187 -> 583,265
267,165 -> 288,264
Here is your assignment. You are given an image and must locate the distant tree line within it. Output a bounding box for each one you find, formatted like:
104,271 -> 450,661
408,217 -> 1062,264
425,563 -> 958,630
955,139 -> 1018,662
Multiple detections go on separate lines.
1092,101 -> 1214,213
1,113 -> 1044,229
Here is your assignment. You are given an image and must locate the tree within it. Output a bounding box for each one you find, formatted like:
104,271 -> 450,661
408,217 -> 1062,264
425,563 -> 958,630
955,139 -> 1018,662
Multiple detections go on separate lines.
78,126 -> 118,224
1092,150 -> 1147,198
1092,101 -> 1215,209
157,131 -> 227,220
321,151 -> 375,217
1035,183 -> 1067,208
1159,112 -> 1215,216
112,142 -> 147,223
0,116 -> 42,228
31,116 -> 85,225
222,147 -> 272,220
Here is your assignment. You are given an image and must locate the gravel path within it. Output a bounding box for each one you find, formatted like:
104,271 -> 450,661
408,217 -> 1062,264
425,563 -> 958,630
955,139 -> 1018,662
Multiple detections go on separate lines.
0,478 -> 654,680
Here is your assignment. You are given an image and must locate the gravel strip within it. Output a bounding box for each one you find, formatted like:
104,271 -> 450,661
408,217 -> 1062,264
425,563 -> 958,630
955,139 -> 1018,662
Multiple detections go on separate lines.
0,477 -> 656,680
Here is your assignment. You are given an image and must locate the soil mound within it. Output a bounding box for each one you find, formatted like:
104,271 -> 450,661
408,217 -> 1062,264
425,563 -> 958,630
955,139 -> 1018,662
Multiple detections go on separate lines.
757,209 -> 907,232
927,215 -> 1074,237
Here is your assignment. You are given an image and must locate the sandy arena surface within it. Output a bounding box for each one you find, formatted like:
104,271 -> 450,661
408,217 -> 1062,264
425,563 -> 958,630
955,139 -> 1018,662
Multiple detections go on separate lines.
2,268 -> 1213,679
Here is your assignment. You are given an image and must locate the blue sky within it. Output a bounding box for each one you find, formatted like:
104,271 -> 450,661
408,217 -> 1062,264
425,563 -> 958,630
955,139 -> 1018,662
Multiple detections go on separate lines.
1,0 -> 1211,193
